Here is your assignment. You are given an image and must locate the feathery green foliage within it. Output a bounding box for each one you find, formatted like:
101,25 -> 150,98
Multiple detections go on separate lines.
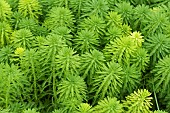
23,108 -> 40,113
91,60 -> 124,103
121,65 -> 141,96
6,0 -> 18,11
20,49 -> 40,101
94,97 -> 123,113
0,64 -> 29,108
123,89 -> 153,113
0,22 -> 12,47
152,55 -> 170,95
0,0 -> 170,112
50,26 -> 73,46
105,11 -> 123,27
0,108 -> 10,113
142,9 -> 169,35
11,29 -> 34,49
69,0 -> 86,19
114,2 -> 133,24
18,0 -> 42,19
144,33 -> 170,66
0,0 -> 12,22
154,110 -> 168,113
74,29 -> 99,53
44,7 -> 74,30
105,26 -> 122,43
56,47 -> 80,78
131,48 -> 149,72
75,103 -> 93,113
18,18 -> 38,33
0,46 -> 12,64
104,36 -> 137,63
59,98 -> 82,113
132,4 -> 150,30
10,11 -> 23,30
38,34 -> 67,103
57,75 -> 87,102
79,15 -> 106,36
80,49 -> 105,84
82,0 -> 109,18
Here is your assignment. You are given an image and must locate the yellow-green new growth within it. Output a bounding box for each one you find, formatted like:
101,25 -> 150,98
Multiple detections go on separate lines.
76,103 -> 93,113
130,31 -> 144,47
18,0 -> 42,19
123,89 -> 153,113
0,0 -> 12,21
15,47 -> 24,56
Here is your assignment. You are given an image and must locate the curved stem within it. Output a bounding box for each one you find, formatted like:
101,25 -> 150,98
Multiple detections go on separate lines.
152,79 -> 159,110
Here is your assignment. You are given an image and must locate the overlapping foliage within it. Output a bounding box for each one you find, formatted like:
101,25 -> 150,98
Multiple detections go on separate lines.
0,0 -> 170,112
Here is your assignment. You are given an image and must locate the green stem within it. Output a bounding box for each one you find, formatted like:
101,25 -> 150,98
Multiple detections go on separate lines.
52,48 -> 57,103
1,29 -> 4,46
31,59 -> 37,100
153,81 -> 159,110
65,0 -> 68,9
78,0 -> 82,19
6,76 -> 10,108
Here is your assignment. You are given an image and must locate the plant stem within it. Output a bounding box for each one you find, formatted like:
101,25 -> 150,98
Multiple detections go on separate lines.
31,59 -> 37,100
153,82 -> 159,110
52,48 -> 57,103
6,78 -> 10,108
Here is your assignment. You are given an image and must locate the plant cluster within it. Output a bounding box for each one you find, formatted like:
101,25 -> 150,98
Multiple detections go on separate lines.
0,0 -> 170,112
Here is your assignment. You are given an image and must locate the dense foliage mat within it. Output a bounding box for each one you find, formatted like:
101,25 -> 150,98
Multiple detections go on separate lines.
0,0 -> 170,112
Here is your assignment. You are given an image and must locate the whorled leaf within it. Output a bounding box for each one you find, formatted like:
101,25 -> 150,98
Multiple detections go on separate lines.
94,97 -> 123,113
121,64 -> 141,97
152,55 -> 170,94
11,29 -> 34,49
73,29 -> 99,54
10,11 -> 24,30
59,98 -> 82,113
69,0 -> 87,19
82,0 -> 109,18
91,60 -> 124,104
120,24 -> 132,37
142,10 -> 169,36
123,89 -> 153,113
0,0 -> 12,21
132,4 -> 150,30
56,47 -> 80,78
105,11 -> 123,27
144,33 -> 170,66
44,7 -> 75,30
57,75 -> 87,102
80,49 -> 105,85
104,36 -> 137,63
0,22 -> 12,47
38,34 -> 67,102
0,46 -> 12,64
114,2 -> 133,24
18,18 -> 38,33
23,108 -> 40,113
129,31 -> 144,47
75,103 -> 93,113
131,48 -> 150,72
104,26 -> 122,43
18,0 -> 42,19
0,64 -> 30,108
20,49 -> 41,101
79,15 -> 106,36
50,26 -> 73,46
154,110 -> 168,113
